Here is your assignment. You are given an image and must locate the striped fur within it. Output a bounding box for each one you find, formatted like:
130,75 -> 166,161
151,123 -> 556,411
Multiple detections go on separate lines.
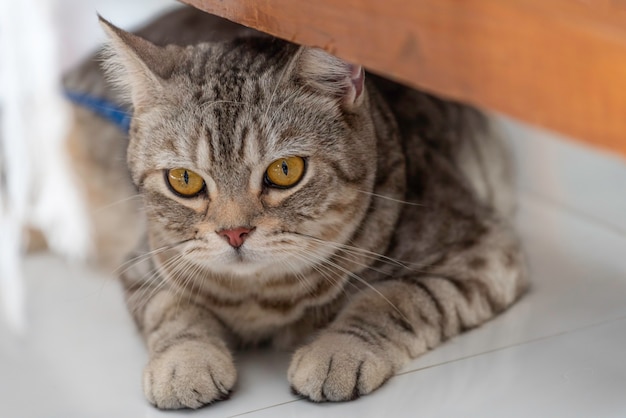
65,7 -> 528,409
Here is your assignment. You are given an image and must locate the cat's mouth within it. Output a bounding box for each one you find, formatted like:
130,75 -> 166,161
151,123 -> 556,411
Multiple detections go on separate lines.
231,249 -> 246,262
181,238 -> 313,279
189,246 -> 276,277
230,249 -> 314,279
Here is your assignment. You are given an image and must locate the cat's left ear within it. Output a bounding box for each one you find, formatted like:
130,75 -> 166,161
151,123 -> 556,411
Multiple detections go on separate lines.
98,16 -> 181,107
298,48 -> 365,108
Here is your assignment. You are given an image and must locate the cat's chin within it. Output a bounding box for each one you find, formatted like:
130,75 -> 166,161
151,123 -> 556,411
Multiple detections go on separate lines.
204,261 -> 296,280
194,252 -> 306,280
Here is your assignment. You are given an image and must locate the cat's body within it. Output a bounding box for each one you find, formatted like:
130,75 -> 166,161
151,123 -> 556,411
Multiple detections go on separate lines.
65,7 -> 527,409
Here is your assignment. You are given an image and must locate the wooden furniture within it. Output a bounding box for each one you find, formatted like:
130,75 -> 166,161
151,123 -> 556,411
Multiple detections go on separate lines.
182,0 -> 626,158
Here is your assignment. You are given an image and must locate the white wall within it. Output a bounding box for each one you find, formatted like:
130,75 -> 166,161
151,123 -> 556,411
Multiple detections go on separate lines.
496,115 -> 626,234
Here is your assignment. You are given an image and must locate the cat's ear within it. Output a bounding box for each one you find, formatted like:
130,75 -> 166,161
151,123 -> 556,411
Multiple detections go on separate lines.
98,16 -> 180,106
298,48 -> 365,108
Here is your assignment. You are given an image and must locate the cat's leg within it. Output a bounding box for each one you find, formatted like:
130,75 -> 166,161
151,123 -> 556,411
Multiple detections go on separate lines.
121,261 -> 236,409
288,220 -> 528,402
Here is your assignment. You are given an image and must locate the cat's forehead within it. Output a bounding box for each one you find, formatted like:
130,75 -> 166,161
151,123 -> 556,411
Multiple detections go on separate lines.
180,38 -> 297,93
140,90 -> 326,178
157,50 -> 341,166
115,23 -> 370,191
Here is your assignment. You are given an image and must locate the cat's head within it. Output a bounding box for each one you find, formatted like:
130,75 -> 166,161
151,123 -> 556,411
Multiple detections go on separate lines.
101,18 -> 379,282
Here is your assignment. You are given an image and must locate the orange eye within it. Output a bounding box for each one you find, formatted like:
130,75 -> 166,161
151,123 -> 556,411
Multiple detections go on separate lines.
265,156 -> 306,188
166,168 -> 205,197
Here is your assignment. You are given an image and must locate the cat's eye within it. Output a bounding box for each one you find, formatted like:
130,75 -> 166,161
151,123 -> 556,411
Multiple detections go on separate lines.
166,168 -> 205,197
265,156 -> 306,188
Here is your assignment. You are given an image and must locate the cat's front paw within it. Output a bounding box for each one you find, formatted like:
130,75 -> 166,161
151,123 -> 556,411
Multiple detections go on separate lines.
288,332 -> 394,402
143,339 -> 236,409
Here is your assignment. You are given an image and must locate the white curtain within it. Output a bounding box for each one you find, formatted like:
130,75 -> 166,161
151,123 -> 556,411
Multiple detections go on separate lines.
0,0 -> 91,332
0,0 -> 177,332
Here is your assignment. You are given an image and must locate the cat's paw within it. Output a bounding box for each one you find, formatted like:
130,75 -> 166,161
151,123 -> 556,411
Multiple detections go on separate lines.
143,339 -> 236,409
288,332 -> 394,402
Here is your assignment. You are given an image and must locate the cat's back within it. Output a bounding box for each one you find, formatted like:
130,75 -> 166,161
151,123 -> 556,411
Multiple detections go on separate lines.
369,75 -> 515,218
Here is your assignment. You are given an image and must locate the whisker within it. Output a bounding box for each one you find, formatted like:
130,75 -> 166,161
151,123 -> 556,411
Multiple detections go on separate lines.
307,248 -> 409,321
332,243 -> 408,270
262,52 -> 300,125
288,238 -> 380,274
264,87 -> 303,131
171,255 -> 206,312
278,251 -> 318,296
322,248 -> 395,277
173,262 -> 195,311
114,247 -> 169,278
289,252 -> 347,300
129,252 -> 186,315
94,194 -> 142,213
184,261 -> 206,308
291,247 -> 359,294
125,268 -> 164,316
113,238 -> 194,277
294,232 -> 415,270
97,238 -> 183,300
351,188 -> 427,207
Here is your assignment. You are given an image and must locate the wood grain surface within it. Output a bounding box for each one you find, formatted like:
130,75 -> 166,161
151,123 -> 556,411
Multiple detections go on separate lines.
182,0 -> 626,157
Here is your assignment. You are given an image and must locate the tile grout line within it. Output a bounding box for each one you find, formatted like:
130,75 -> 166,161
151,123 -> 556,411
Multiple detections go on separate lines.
227,397 -> 305,417
227,313 -> 626,417
396,311 -> 626,378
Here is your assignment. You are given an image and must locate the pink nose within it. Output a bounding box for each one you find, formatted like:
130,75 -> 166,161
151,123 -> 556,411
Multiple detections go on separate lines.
217,227 -> 253,248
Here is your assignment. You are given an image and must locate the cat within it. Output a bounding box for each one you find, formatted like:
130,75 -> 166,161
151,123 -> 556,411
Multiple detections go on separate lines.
63,6 -> 528,410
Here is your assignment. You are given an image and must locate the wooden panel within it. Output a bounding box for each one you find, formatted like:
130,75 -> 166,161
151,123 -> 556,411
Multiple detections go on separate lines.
182,0 -> 626,157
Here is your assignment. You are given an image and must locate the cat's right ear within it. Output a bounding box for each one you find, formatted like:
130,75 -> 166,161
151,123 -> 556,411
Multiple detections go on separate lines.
297,48 -> 365,109
98,16 -> 180,107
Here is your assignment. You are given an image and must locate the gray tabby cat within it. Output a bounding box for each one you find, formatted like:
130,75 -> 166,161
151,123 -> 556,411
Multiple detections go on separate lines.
64,6 -> 528,410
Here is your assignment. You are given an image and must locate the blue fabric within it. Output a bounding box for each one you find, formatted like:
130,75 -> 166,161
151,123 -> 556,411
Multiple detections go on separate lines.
64,90 -> 131,134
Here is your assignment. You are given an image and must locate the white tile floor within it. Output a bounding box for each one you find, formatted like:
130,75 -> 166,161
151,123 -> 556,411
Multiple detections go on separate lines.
1,119 -> 626,417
